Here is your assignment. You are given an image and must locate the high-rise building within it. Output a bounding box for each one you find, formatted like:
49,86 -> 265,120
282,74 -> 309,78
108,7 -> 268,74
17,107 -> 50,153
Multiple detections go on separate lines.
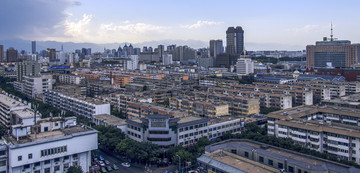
172,46 -> 196,61
209,39 -> 224,57
6,47 -> 18,62
306,38 -> 360,70
226,26 -> 244,55
0,45 -> 3,62
158,45 -> 164,59
16,60 -> 41,81
46,48 -> 56,61
31,41 -> 36,54
236,57 -> 254,76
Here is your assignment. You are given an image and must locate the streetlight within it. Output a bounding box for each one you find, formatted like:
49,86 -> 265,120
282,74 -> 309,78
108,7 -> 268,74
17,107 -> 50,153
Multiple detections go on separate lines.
176,154 -> 181,173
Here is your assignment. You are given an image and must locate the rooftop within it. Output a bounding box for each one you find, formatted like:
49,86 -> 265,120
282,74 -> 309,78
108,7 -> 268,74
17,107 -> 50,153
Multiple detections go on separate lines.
12,109 -> 40,119
93,114 -> 126,126
198,150 -> 278,173
0,94 -> 27,108
48,89 -> 107,105
7,125 -> 95,145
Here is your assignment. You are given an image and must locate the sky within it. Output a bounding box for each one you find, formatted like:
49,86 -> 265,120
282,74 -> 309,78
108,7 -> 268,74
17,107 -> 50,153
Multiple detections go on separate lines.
1,0 -> 360,50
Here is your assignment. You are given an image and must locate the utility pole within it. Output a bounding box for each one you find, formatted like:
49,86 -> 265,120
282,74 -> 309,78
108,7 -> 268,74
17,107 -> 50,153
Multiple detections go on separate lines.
176,154 -> 181,173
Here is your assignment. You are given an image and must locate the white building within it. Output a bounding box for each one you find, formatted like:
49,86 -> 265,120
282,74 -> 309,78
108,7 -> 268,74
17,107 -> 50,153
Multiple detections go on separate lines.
162,54 -> 173,66
58,74 -> 84,85
23,75 -> 53,98
5,117 -> 97,173
0,93 -> 31,129
43,89 -> 110,119
16,60 -> 40,82
267,105 -> 360,163
126,115 -> 244,147
126,55 -> 139,70
236,58 -> 254,76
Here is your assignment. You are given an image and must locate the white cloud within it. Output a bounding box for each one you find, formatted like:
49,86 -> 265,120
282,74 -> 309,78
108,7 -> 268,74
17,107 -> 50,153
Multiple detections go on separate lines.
100,22 -> 169,33
287,24 -> 320,33
181,20 -> 223,29
64,14 -> 93,38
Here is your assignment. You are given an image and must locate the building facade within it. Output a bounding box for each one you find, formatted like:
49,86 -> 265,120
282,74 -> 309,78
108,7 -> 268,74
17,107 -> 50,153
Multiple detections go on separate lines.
226,26 -> 244,55
16,60 -> 41,82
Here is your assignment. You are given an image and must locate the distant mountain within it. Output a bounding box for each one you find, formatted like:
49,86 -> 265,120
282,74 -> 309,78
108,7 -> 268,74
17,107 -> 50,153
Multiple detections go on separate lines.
0,39 -> 305,52
0,39 -> 208,53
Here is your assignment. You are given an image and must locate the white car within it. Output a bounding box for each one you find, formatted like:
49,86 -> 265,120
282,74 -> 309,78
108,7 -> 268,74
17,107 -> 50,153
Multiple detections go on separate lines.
121,162 -> 131,167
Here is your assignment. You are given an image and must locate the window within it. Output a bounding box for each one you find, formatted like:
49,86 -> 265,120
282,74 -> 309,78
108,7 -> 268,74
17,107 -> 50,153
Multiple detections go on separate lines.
54,158 -> 60,162
54,165 -> 60,171
73,161 -> 78,166
28,153 -> 33,159
0,160 -> 6,166
298,169 -> 302,173
73,154 -> 78,160
288,166 -> 294,173
259,156 -> 264,163
278,163 -> 283,169
64,156 -> 69,160
18,156 -> 22,161
64,163 -> 70,169
0,151 -> 5,156
23,164 -> 30,169
34,171 -> 40,173
244,152 -> 249,158
34,162 -> 40,167
44,127 -> 49,132
44,160 -> 51,164
231,149 -> 237,154
268,159 -> 273,166
55,123 -> 59,126
44,168 -> 51,173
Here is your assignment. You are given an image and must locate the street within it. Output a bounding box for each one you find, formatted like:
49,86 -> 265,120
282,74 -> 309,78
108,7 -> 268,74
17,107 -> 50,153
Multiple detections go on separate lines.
96,149 -> 177,173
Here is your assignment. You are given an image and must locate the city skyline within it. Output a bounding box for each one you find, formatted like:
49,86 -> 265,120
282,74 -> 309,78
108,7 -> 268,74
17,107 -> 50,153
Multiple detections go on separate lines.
1,0 -> 360,50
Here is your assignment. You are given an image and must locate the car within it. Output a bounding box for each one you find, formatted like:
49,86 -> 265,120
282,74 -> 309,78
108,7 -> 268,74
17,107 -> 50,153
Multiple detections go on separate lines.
104,160 -> 110,165
99,161 -> 106,167
99,155 -> 105,161
121,162 -> 131,167
100,167 -> 107,173
112,164 -> 119,170
106,165 -> 113,171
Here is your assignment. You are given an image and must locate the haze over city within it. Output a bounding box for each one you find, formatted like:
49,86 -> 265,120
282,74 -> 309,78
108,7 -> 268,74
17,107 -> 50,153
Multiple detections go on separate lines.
1,0 -> 360,51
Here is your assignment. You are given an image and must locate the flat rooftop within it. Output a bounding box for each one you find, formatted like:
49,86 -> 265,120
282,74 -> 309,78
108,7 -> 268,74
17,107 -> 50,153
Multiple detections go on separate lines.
48,89 -> 107,105
205,139 -> 360,173
0,94 -> 26,108
267,105 -> 360,120
208,116 -> 240,125
199,150 -> 278,173
322,93 -> 360,106
12,109 -> 40,119
7,125 -> 95,145
93,114 -> 126,126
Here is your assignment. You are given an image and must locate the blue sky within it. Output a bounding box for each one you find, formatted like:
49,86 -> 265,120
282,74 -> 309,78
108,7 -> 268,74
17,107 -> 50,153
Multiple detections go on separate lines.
1,0 -> 360,50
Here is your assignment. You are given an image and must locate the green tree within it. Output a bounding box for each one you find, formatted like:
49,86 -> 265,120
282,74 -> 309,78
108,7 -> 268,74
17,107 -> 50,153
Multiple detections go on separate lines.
67,165 -> 83,173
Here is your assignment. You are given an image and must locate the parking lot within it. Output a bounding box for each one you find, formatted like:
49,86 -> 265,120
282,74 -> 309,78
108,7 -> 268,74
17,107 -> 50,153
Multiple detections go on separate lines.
90,150 -> 177,173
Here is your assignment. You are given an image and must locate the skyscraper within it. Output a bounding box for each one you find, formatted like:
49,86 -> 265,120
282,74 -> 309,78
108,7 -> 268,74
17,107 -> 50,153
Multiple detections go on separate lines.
46,48 -> 56,62
31,41 -> 36,54
226,26 -> 244,55
6,47 -> 18,62
0,45 -> 3,62
209,40 -> 224,57
158,45 -> 164,59
306,38 -> 360,70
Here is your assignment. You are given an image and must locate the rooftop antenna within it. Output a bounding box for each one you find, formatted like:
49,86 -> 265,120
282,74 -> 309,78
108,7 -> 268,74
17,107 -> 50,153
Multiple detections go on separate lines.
330,23 -> 334,41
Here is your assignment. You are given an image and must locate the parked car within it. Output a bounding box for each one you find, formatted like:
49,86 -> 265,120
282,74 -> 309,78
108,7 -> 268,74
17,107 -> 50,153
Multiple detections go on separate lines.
99,161 -> 106,167
121,162 -> 131,167
100,167 -> 107,173
99,155 -> 104,161
106,165 -> 113,171
112,164 -> 119,170
105,160 -> 110,165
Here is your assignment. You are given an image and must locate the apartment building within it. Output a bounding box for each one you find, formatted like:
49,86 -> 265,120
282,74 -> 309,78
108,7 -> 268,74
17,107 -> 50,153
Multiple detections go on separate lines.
199,139 -> 360,173
321,93 -> 360,109
22,75 -> 53,98
58,74 -> 84,85
43,89 -> 110,119
126,114 -> 243,147
0,93 -> 31,128
4,117 -> 97,173
170,98 -> 229,118
126,102 -> 186,119
110,93 -> 152,111
267,105 -> 360,163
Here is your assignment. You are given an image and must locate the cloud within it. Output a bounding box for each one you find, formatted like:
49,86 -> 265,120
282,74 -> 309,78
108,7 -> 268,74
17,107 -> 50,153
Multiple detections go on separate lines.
100,22 -> 168,33
287,25 -> 320,33
0,0 -> 78,40
181,20 -> 223,29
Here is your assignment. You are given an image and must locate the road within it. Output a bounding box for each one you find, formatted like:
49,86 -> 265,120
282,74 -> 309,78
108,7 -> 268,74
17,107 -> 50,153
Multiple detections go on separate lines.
96,149 -> 177,173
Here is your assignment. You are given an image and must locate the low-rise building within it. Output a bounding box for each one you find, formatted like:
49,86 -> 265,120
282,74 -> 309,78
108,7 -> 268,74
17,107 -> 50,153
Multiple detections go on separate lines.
198,139 -> 360,173
0,93 -> 31,128
58,74 -> 84,85
4,117 -> 97,173
43,89 -> 110,119
267,105 -> 360,163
